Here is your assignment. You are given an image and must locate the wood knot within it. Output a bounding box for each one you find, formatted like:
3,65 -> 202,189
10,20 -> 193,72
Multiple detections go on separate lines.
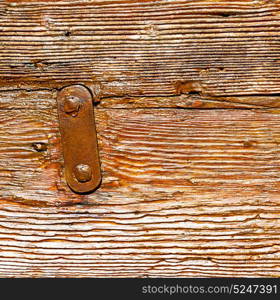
175,80 -> 204,95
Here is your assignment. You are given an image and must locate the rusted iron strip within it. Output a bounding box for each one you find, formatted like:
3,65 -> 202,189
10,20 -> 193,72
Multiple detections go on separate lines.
57,85 -> 101,193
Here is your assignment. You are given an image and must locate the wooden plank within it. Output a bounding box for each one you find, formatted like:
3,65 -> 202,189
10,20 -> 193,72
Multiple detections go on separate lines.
2,88 -> 280,110
2,100 -> 280,206
0,199 -> 279,277
0,100 -> 280,276
1,0 -> 280,102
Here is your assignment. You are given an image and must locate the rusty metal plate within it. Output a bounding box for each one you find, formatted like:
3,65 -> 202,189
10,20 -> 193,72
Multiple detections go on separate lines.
57,85 -> 101,193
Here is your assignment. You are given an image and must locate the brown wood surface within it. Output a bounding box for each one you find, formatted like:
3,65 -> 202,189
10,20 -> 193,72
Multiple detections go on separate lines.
0,89 -> 280,276
1,0 -> 280,277
1,0 -> 280,104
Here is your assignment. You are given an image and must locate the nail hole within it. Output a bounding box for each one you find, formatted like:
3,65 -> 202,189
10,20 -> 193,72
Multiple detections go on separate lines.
64,30 -> 71,37
32,142 -> 48,152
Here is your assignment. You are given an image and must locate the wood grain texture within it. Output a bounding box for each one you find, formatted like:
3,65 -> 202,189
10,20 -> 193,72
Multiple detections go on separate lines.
1,0 -> 280,105
2,87 -> 280,110
0,90 -> 280,276
1,0 -> 280,278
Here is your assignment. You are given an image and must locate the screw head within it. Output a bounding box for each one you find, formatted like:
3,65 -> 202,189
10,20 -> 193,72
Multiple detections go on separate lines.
73,164 -> 92,183
64,95 -> 81,116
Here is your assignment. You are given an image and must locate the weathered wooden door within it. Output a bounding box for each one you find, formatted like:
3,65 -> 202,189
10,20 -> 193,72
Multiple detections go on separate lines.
1,0 -> 280,277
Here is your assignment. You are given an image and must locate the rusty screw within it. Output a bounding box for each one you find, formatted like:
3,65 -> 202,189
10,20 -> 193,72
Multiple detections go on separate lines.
64,95 -> 81,116
73,164 -> 92,183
